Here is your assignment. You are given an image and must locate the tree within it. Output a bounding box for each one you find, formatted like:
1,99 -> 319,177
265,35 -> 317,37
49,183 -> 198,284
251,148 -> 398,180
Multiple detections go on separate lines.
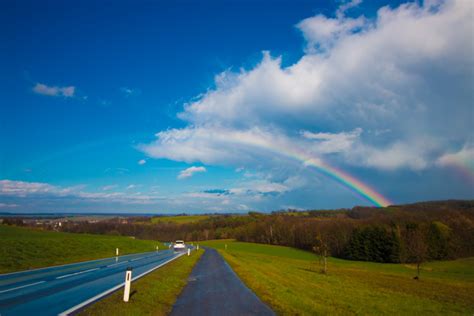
2,218 -> 24,226
404,224 -> 428,280
313,233 -> 330,274
427,221 -> 451,260
345,226 -> 401,263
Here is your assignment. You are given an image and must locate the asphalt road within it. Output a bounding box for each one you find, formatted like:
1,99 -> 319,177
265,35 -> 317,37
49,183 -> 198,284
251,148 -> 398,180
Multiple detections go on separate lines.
171,248 -> 275,316
0,249 -> 185,316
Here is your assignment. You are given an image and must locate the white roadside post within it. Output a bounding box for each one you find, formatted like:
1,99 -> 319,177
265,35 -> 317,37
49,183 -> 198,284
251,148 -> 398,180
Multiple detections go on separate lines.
197,244 -> 199,250
116,248 -> 119,256
187,248 -> 191,256
123,267 -> 132,302
156,245 -> 159,252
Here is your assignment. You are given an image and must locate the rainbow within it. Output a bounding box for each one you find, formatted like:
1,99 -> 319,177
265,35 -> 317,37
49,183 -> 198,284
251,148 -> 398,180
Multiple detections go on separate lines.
227,132 -> 392,207
438,152 -> 474,184
448,161 -> 474,182
31,131 -> 393,207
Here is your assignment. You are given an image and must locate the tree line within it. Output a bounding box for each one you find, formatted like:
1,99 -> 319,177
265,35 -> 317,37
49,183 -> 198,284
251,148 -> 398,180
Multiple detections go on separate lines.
8,200 -> 474,265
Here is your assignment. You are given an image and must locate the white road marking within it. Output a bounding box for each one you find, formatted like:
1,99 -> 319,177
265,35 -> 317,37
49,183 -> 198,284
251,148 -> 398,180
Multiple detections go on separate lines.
0,281 -> 45,294
0,251 -> 159,278
130,257 -> 146,262
56,268 -> 99,280
107,261 -> 128,268
59,252 -> 186,316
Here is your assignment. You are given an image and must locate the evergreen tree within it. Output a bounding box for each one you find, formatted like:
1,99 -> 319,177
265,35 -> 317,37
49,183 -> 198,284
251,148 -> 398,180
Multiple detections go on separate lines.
427,221 -> 451,260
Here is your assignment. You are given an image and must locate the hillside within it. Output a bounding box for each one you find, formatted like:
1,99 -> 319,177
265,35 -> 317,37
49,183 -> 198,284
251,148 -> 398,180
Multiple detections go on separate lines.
0,225 -> 164,273
202,240 -> 474,315
6,200 -> 474,265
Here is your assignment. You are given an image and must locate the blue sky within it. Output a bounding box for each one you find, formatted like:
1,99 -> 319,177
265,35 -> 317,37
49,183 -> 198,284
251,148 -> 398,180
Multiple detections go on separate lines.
0,0 -> 473,213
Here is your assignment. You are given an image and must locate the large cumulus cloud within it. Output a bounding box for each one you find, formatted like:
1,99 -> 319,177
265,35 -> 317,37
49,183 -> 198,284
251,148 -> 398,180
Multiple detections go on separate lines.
140,0 -> 473,203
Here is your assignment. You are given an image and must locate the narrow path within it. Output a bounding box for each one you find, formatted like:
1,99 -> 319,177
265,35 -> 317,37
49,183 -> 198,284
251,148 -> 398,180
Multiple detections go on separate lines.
170,248 -> 275,316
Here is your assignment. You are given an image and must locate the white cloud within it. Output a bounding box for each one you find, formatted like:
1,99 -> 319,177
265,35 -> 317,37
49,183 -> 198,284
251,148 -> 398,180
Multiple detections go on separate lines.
297,11 -> 367,53
337,0 -> 363,17
120,87 -> 140,97
0,180 -> 73,197
104,167 -> 129,175
301,128 -> 362,154
0,180 -> 164,206
231,177 -> 302,195
99,100 -> 111,107
178,166 -> 207,179
138,159 -> 147,165
181,174 -> 304,210
0,203 -> 19,208
33,83 -> 75,97
0,179 -> 283,212
140,123 -> 431,174
141,0 -> 472,176
102,184 -> 118,191
141,127 -> 276,166
437,144 -> 474,169
356,141 -> 432,171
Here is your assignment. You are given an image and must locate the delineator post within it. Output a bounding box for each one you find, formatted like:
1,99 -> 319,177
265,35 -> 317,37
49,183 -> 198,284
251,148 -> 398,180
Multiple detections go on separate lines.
123,267 -> 132,302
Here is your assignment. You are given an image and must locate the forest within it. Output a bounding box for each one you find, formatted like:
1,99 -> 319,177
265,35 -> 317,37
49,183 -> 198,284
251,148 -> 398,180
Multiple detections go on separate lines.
5,200 -> 474,264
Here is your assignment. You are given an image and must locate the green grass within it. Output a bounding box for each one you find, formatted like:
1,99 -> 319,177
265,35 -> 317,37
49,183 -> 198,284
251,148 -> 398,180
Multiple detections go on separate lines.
201,240 -> 474,315
80,249 -> 204,316
201,239 -> 317,260
0,225 -> 165,273
150,215 -> 210,224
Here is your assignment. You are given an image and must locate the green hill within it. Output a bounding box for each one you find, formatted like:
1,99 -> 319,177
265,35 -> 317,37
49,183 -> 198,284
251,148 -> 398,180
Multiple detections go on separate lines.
0,225 -> 164,273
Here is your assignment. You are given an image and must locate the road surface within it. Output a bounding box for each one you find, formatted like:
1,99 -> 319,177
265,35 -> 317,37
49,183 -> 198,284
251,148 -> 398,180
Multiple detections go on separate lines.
171,248 -> 275,316
0,249 -> 185,315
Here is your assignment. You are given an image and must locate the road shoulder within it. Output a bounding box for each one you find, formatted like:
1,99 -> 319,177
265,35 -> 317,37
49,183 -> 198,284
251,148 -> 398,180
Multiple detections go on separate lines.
79,249 -> 204,316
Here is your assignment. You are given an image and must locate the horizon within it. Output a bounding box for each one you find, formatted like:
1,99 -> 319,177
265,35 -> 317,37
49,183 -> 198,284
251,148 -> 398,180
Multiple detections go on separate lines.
1,0 -> 473,213
1,198 -> 472,216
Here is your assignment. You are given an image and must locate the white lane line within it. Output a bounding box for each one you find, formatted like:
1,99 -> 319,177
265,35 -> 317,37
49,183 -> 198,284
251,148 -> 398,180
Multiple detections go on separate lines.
130,257 -> 146,262
56,268 -> 99,280
59,252 -> 186,316
107,261 -> 128,268
0,281 -> 46,294
0,250 -> 165,278
98,253 -> 157,268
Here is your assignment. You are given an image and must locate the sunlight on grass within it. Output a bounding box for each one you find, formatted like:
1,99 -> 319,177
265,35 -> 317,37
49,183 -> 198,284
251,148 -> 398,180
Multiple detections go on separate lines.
0,225 -> 165,273
201,240 -> 474,315
150,215 -> 211,224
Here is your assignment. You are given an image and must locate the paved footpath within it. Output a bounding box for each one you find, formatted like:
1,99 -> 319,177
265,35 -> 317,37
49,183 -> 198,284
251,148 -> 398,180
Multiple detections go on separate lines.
171,248 -> 275,316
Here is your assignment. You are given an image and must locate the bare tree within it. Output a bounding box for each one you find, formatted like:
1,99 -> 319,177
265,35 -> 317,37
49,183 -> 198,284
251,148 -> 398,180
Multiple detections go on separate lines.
313,233 -> 330,274
405,224 -> 428,280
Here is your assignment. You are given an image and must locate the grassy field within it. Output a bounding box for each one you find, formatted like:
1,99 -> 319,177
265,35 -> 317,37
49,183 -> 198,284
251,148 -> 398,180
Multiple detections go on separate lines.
150,215 -> 210,224
201,240 -> 474,315
0,225 -> 165,273
80,249 -> 204,316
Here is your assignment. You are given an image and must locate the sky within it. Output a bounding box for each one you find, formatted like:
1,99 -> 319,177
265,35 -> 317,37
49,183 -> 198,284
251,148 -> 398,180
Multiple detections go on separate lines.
0,0 -> 473,213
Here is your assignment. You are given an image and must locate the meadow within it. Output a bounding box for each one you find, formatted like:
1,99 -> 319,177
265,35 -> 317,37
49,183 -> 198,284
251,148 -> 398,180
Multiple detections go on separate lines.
150,215 -> 211,224
201,240 -> 474,315
0,225 -> 164,273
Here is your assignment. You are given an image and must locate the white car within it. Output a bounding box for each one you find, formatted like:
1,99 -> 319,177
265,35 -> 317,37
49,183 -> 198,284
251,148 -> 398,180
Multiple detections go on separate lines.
173,240 -> 186,251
